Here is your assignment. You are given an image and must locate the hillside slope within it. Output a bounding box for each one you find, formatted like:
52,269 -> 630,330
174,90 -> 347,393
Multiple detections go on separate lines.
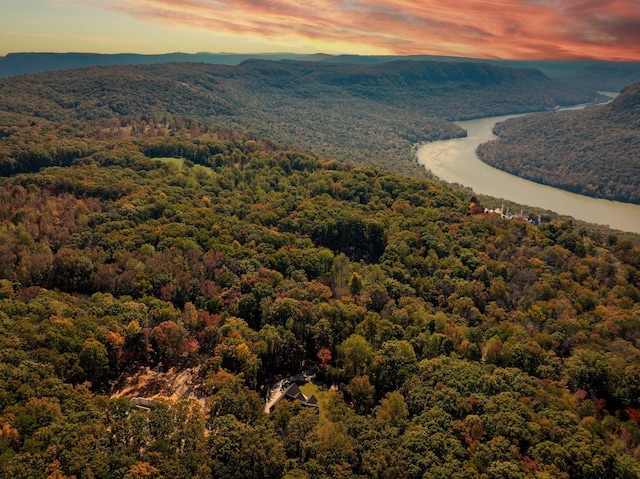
0,117 -> 640,477
477,82 -> 640,204
0,60 -> 601,175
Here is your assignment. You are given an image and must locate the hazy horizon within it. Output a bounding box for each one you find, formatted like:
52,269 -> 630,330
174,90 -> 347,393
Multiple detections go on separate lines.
1,0 -> 639,61
2,50 -> 637,64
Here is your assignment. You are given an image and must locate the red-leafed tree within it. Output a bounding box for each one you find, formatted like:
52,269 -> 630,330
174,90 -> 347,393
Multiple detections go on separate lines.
317,347 -> 332,370
150,320 -> 188,364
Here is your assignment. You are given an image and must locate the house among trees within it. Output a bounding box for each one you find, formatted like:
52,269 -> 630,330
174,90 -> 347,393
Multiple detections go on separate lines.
131,397 -> 154,411
269,383 -> 319,412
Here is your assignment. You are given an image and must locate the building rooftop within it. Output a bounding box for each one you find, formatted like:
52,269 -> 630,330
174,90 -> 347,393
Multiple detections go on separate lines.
269,383 -> 320,412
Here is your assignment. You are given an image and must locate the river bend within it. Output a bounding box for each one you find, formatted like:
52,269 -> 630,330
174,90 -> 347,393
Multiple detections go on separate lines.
416,111 -> 640,234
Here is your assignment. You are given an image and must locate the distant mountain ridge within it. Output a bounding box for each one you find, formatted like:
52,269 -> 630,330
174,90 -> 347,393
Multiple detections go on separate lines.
2,51 -> 639,91
0,51 -> 329,78
247,59 -> 551,88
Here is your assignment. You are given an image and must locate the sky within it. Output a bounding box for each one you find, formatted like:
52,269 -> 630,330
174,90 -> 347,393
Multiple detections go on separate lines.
1,0 -> 640,60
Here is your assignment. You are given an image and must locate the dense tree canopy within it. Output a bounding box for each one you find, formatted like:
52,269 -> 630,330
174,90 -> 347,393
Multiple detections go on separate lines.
0,121 -> 639,477
0,60 -> 638,478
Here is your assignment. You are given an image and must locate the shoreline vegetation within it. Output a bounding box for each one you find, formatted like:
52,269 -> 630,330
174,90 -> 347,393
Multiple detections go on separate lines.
415,93 -> 640,234
477,83 -> 640,205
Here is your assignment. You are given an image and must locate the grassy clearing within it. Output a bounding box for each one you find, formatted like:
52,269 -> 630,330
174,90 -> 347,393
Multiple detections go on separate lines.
299,382 -> 331,422
154,157 -> 185,166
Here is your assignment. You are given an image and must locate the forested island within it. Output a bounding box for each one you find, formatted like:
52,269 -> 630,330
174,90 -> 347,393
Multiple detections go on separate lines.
477,82 -> 640,204
0,60 -> 640,478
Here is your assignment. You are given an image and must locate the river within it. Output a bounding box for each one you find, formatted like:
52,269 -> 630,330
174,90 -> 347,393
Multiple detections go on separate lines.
416,105 -> 640,234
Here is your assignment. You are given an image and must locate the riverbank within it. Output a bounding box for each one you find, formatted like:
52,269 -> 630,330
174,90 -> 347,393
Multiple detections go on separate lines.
416,109 -> 640,234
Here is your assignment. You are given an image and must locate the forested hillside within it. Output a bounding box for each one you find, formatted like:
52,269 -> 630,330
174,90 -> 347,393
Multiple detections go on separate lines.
4,52 -> 639,93
1,113 -> 640,478
0,52 -> 329,78
0,60 -> 601,176
556,63 -> 640,92
477,82 -> 640,204
317,56 -> 639,89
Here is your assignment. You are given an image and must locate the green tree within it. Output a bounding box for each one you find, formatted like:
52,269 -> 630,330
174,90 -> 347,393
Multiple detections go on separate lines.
345,375 -> 375,414
376,391 -> 409,428
566,349 -> 612,399
338,334 -> 374,379
79,338 -> 109,383
348,272 -> 363,296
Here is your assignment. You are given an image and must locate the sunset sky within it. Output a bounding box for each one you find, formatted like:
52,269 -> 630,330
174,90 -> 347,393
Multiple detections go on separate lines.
1,0 -> 639,60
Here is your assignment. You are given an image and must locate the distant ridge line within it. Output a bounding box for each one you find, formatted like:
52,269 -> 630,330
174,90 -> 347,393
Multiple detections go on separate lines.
1,51 -> 639,91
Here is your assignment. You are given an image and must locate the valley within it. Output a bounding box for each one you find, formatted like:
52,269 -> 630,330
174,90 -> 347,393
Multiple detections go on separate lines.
0,59 -> 601,177
417,100 -> 640,233
0,57 -> 640,479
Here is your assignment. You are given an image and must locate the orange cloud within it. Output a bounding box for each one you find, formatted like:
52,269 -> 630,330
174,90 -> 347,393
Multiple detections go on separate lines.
82,0 -> 640,59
